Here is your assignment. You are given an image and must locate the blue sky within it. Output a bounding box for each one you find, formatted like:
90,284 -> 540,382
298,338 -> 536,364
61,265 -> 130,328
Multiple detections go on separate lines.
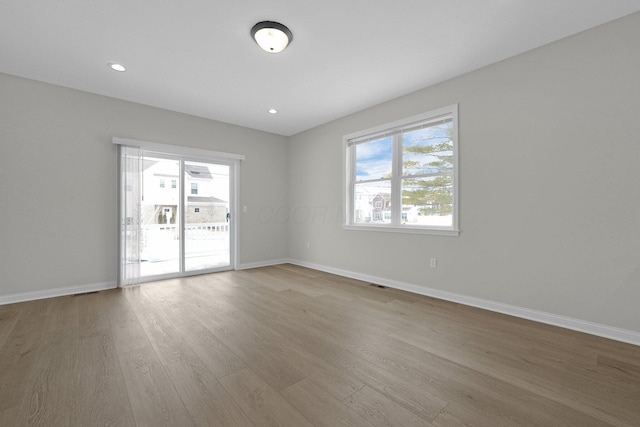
355,125 -> 452,180
355,136 -> 393,180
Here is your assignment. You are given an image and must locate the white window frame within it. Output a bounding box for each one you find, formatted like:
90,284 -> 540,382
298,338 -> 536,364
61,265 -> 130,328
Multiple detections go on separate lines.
343,104 -> 459,236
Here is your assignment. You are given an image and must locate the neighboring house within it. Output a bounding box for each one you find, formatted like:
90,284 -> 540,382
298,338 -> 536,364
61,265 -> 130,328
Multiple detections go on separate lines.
404,206 -> 421,223
141,161 -> 228,225
186,196 -> 227,223
353,188 -> 373,223
355,192 -> 429,224
185,165 -> 228,223
370,193 -> 391,222
354,191 -> 394,223
383,206 -> 416,223
141,159 -> 179,226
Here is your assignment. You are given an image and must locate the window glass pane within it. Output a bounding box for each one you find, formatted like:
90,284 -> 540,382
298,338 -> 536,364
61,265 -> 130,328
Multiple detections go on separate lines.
353,180 -> 391,224
185,162 -> 230,271
346,105 -> 457,232
140,157 -> 180,277
355,137 -> 393,181
402,121 -> 453,176
402,176 -> 453,227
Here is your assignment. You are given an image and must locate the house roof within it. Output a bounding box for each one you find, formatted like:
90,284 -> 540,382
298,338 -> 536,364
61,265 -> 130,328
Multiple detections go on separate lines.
186,165 -> 213,180
143,159 -> 159,171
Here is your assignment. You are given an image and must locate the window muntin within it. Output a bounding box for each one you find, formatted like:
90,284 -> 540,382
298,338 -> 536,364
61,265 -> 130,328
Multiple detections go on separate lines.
345,105 -> 458,235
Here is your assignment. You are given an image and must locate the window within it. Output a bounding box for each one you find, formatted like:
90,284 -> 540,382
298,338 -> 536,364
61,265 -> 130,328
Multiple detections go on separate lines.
159,178 -> 165,188
194,208 -> 200,213
344,104 -> 459,235
191,183 -> 198,195
171,179 -> 177,189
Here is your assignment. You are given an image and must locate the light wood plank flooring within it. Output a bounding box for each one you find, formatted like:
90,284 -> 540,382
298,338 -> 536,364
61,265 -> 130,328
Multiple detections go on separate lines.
1,264 -> 639,426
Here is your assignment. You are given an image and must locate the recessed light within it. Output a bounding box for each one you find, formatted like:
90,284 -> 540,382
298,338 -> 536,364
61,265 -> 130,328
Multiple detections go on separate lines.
108,62 -> 126,72
268,108 -> 278,114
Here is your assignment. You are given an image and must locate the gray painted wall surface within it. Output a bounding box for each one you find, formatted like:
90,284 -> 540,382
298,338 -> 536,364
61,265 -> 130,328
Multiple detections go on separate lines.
0,74 -> 289,294
288,13 -> 640,332
1,13 -> 639,335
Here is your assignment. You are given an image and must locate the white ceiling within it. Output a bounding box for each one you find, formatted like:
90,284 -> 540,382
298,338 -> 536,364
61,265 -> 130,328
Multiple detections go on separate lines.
2,1 -> 640,136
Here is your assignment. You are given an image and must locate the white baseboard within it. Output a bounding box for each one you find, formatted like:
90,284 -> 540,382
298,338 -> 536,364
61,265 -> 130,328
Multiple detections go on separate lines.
0,281 -> 117,305
5,261 -> 638,347
236,259 -> 291,271
287,259 -> 640,347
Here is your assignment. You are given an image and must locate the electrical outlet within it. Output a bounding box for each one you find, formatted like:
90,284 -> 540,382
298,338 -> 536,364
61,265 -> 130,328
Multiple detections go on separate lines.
430,258 -> 437,268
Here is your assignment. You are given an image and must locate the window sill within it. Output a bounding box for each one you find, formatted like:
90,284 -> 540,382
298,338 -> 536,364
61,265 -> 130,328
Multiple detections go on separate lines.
343,224 -> 459,236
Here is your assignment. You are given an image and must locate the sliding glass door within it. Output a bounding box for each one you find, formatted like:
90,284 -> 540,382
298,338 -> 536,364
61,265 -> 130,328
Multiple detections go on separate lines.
184,161 -> 230,271
140,156 -> 181,277
119,146 -> 235,285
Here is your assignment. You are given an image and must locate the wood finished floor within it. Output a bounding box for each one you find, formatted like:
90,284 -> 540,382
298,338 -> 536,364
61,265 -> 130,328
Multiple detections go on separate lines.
1,264 -> 639,426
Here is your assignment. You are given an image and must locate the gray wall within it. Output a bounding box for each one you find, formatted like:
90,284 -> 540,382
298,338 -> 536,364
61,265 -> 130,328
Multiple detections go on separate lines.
287,12 -> 640,333
1,12 -> 639,335
0,73 -> 289,295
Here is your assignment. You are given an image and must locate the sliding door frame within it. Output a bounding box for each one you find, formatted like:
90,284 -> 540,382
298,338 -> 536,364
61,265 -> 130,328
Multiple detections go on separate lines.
179,155 -> 238,278
114,138 -> 244,286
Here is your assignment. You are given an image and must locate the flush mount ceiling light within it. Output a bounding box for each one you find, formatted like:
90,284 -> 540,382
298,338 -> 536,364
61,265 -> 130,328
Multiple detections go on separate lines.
108,62 -> 126,72
251,21 -> 292,53
268,108 -> 278,114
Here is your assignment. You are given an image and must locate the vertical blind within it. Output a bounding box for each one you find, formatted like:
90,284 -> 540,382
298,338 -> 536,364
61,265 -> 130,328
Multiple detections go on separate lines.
119,145 -> 143,286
